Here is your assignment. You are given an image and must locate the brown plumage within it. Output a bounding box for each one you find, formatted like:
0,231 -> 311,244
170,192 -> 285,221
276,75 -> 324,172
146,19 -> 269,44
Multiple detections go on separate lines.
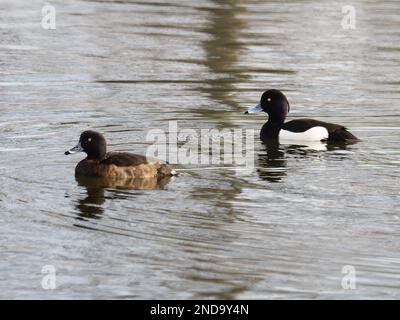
65,131 -> 174,179
75,175 -> 171,190
75,159 -> 172,179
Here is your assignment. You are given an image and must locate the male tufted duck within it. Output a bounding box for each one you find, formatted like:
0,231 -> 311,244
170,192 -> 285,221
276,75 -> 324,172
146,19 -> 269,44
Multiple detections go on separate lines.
65,130 -> 174,179
245,89 -> 359,143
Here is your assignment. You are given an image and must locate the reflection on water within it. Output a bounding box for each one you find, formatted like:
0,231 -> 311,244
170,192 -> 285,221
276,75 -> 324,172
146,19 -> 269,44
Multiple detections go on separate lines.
256,140 -> 358,183
256,141 -> 287,183
75,175 -> 172,190
1,0 -> 400,299
74,175 -> 171,218
75,183 -> 105,219
199,0 -> 248,110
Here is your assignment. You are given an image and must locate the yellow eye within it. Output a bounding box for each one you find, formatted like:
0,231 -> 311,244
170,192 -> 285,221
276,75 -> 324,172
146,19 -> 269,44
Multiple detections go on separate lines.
87,138 -> 92,142
267,98 -> 271,102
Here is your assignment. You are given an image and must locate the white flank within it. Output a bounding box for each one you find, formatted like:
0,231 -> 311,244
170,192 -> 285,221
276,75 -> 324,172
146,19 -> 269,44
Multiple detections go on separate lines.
279,126 -> 329,142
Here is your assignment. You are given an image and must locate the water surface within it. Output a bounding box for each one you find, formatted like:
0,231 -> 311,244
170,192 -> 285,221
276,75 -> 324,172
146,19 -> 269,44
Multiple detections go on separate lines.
1,0 -> 400,299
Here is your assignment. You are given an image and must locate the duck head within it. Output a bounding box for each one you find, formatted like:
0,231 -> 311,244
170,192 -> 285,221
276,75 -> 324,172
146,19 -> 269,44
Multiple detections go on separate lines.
245,89 -> 290,123
65,130 -> 107,160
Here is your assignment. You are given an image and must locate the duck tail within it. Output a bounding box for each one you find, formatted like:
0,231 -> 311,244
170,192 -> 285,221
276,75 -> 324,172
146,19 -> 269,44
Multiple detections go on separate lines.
330,127 -> 360,142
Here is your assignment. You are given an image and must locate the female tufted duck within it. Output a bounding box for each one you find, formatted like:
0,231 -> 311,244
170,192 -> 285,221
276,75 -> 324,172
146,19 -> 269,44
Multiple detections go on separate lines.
245,89 -> 359,143
65,130 -> 174,179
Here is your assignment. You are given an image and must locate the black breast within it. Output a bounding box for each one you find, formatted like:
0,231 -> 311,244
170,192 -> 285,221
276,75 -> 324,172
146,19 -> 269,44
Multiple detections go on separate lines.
260,122 -> 282,141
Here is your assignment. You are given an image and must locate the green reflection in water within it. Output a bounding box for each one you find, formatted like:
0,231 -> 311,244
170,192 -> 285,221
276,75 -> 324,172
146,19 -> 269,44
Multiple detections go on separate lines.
198,0 -> 249,111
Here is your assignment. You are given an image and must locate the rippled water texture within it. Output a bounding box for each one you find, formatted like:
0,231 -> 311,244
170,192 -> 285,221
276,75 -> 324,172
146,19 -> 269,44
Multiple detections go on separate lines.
1,0 -> 399,299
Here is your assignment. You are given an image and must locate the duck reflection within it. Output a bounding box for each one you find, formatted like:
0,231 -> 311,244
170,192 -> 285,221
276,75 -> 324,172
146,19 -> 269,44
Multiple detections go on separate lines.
326,140 -> 358,151
74,175 -> 171,218
256,140 -> 287,183
75,182 -> 105,219
257,140 -> 357,183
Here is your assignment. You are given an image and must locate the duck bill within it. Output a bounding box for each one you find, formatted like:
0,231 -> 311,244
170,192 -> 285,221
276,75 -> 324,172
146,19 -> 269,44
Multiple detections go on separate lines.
65,142 -> 83,155
244,103 -> 262,114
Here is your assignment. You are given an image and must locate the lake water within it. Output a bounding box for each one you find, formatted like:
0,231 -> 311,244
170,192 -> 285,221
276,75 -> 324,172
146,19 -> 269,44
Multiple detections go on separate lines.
0,0 -> 399,299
